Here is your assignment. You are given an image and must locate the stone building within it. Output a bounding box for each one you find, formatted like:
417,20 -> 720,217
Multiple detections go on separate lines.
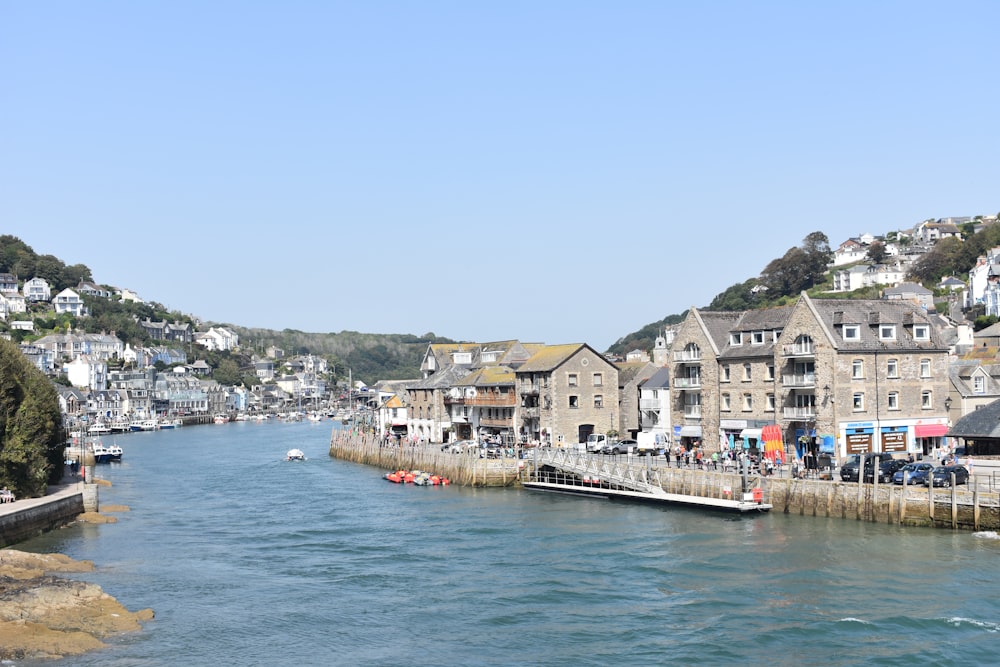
669,293 -> 951,462
516,343 -> 619,447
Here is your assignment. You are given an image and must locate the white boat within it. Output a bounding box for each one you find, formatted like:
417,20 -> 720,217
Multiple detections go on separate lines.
214,414 -> 229,424
139,419 -> 159,431
159,418 -> 182,429
92,442 -> 123,463
88,423 -> 112,436
286,448 -> 306,461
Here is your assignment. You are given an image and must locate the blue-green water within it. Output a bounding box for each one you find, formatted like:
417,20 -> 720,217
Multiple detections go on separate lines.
16,420 -> 1000,666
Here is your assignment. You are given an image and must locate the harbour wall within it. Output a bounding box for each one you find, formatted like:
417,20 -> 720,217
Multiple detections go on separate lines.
0,483 -> 87,548
329,430 -> 526,487
328,431 -> 1000,531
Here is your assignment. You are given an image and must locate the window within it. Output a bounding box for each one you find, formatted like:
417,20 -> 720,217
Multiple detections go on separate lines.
853,393 -> 865,411
569,395 -> 579,409
568,373 -> 578,387
594,395 -> 603,409
914,325 -> 929,340
721,364 -> 731,382
888,392 -> 899,410
852,359 -> 864,379
843,325 -> 860,340
886,359 -> 898,378
721,393 -> 731,411
766,363 -> 775,381
592,373 -> 602,386
879,325 -> 896,341
974,376 -> 985,394
743,393 -> 753,411
730,332 -> 743,346
752,331 -> 765,345
920,359 -> 931,378
743,363 -> 752,381
766,393 -> 775,411
922,391 -> 932,409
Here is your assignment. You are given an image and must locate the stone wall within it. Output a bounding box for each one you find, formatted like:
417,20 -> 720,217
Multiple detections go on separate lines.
0,485 -> 86,548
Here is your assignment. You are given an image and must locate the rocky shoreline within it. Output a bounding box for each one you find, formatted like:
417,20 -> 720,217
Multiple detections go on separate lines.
0,530 -> 153,660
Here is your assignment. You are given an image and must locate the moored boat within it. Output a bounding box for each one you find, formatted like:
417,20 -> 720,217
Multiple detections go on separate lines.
285,448 -> 306,461
92,442 -> 123,463
213,414 -> 229,424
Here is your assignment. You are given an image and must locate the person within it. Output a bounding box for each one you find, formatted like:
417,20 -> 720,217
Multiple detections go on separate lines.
967,455 -> 975,475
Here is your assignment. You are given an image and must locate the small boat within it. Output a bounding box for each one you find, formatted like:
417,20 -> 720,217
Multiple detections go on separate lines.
159,418 -> 182,429
88,424 -> 112,436
139,419 -> 159,431
214,414 -> 229,424
92,442 -> 123,463
285,449 -> 306,461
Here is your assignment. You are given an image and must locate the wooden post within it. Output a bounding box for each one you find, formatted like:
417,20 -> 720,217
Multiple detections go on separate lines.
951,474 -> 958,529
973,480 -> 981,531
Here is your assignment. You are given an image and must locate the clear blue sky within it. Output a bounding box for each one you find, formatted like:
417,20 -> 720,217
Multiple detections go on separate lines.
3,2 -> 998,351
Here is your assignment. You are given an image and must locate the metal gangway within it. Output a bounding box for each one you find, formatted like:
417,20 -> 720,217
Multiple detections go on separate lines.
525,448 -> 771,512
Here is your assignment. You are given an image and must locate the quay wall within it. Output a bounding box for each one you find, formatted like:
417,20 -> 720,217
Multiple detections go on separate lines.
0,483 -> 86,548
328,431 -> 1000,531
329,430 -> 526,487
582,463 -> 1000,531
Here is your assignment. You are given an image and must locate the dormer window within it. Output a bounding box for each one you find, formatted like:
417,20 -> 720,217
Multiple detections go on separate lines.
453,352 -> 472,364
913,325 -> 929,340
752,331 -> 765,345
843,325 -> 860,340
730,332 -> 743,346
879,325 -> 896,341
974,376 -> 985,393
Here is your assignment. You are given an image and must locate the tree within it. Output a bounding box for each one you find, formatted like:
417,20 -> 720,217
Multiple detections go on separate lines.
0,338 -> 64,497
866,240 -> 887,264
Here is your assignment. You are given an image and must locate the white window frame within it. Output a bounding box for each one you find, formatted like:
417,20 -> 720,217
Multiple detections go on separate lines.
914,324 -> 929,340
730,332 -> 743,346
879,324 -> 896,341
920,359 -> 931,378
568,373 -> 578,387
743,363 -> 752,381
853,393 -> 864,411
843,325 -> 860,340
887,392 -> 899,410
766,363 -> 775,381
852,359 -> 864,379
721,393 -> 731,411
742,393 -> 753,411
921,390 -> 932,409
886,358 -> 898,379
752,331 -> 765,345
766,393 -> 775,411
721,364 -> 730,382
592,372 -> 603,387
974,376 -> 985,394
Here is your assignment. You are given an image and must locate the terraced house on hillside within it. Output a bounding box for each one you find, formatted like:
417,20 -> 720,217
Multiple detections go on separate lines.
670,293 -> 951,462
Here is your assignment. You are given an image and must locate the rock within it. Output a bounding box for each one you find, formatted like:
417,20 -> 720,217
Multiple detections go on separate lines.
0,550 -> 152,660
77,512 -> 118,524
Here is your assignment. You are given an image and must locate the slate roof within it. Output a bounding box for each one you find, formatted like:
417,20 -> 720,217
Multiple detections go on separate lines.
517,344 -> 587,373
808,298 -> 945,352
455,366 -> 515,387
948,399 -> 1000,438
640,367 -> 671,389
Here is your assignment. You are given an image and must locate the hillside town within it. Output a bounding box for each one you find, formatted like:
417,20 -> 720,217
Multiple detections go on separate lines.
6,216 -> 1000,464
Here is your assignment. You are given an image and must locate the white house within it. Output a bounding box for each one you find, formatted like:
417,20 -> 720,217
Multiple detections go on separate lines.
194,327 -> 239,352
23,277 -> 51,302
65,354 -> 108,391
53,288 -> 87,317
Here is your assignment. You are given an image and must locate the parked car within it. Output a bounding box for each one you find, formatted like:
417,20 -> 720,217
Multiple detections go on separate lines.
892,462 -> 934,485
925,465 -> 970,487
839,452 -> 895,482
864,458 -> 908,483
602,439 -> 637,455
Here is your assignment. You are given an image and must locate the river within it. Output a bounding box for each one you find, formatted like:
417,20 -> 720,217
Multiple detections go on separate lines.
16,419 -> 1000,666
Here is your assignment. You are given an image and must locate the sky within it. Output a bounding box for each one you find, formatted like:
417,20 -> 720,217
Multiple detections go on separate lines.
3,2 -> 1000,351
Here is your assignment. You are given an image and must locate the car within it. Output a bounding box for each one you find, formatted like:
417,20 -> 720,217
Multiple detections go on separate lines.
925,465 -> 970,487
602,439 -> 637,455
864,458 -> 908,483
839,452 -> 896,482
892,462 -> 934,485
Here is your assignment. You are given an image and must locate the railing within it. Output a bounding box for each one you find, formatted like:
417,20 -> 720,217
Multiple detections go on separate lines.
480,417 -> 512,427
782,343 -> 815,357
466,395 -> 517,407
639,398 -> 661,409
519,383 -> 540,395
673,377 -> 702,389
783,406 -> 816,420
673,350 -> 702,362
521,407 -> 539,419
781,373 -> 816,388
683,406 -> 702,418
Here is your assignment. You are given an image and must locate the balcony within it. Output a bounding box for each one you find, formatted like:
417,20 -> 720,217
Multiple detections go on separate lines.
519,383 -> 540,396
673,377 -> 702,390
782,343 -> 815,357
781,373 -> 816,388
521,407 -> 539,419
480,417 -> 512,427
443,396 -> 465,405
673,350 -> 702,363
783,406 -> 817,420
466,394 -> 517,407
683,405 -> 702,418
639,398 -> 661,410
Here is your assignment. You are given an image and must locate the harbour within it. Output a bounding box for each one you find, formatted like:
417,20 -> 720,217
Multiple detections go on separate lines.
12,420 -> 1000,666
